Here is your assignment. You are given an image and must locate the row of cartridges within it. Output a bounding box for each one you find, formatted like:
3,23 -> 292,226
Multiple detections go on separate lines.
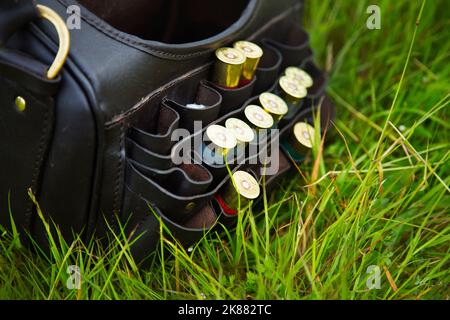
204,41 -> 319,214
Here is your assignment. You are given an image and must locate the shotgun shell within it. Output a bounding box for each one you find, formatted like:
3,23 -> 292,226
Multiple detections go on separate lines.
279,75 -> 307,105
244,105 -> 274,131
203,125 -> 237,165
259,92 -> 289,122
285,66 -> 313,88
212,47 -> 246,88
205,124 -> 237,155
291,122 -> 316,155
225,118 -> 255,144
233,41 -> 263,82
225,118 -> 253,161
220,170 -> 260,213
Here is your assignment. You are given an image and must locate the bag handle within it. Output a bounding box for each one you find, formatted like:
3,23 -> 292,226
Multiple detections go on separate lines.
0,0 -> 70,79
35,4 -> 70,79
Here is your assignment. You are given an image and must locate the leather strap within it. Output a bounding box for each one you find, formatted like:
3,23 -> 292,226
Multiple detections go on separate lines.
126,138 -> 173,171
123,185 -> 217,266
208,77 -> 257,116
129,103 -> 180,155
130,160 -> 213,197
0,76 -> 55,238
0,1 -> 61,94
0,0 -> 38,45
0,48 -> 61,95
253,43 -> 283,94
164,81 -> 222,133
125,160 -> 216,224
262,20 -> 311,69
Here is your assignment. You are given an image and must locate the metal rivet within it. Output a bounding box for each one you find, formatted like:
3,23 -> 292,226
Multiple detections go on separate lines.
185,202 -> 196,212
15,96 -> 26,112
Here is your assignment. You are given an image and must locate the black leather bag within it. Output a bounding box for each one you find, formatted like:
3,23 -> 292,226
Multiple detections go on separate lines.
0,0 -> 335,264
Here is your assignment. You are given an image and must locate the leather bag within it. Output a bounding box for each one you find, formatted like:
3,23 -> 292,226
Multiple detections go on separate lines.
0,0 -> 335,265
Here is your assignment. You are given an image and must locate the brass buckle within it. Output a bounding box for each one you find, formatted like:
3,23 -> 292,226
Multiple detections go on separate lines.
36,5 -> 70,80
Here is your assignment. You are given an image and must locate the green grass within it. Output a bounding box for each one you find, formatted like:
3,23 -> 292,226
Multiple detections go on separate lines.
1,0 -> 449,300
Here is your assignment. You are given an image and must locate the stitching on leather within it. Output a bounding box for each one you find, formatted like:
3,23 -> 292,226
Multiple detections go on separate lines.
100,4 -> 301,125
111,122 -> 125,232
57,0 -> 214,59
82,16 -> 213,59
57,0 -> 299,60
105,64 -> 212,128
26,96 -> 52,230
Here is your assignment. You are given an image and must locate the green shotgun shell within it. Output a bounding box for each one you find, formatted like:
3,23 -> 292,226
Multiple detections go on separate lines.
212,47 -> 246,88
259,92 -> 289,122
222,170 -> 260,211
291,122 -> 316,155
285,66 -> 313,88
225,118 -> 253,161
233,41 -> 263,82
279,75 -> 307,105
205,124 -> 238,157
244,105 -> 274,130
225,118 -> 255,144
